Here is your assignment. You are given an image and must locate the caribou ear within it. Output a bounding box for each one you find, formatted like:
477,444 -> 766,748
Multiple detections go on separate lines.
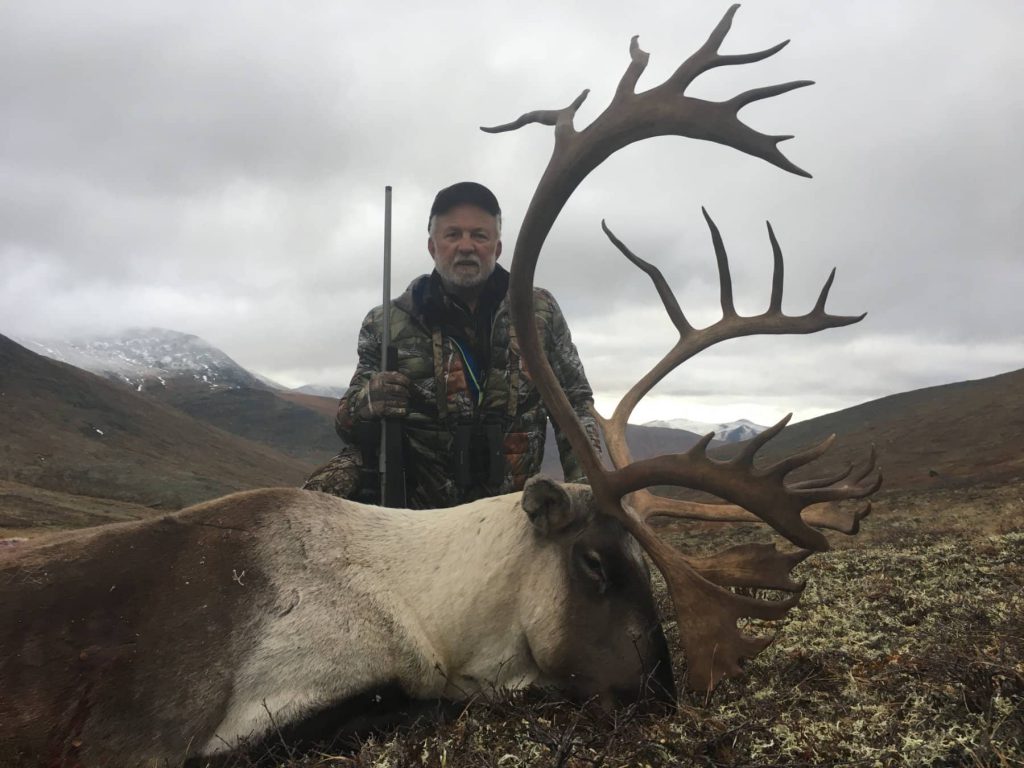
522,476 -> 586,538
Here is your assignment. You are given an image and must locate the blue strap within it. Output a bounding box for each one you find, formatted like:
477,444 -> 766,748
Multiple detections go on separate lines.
450,338 -> 484,406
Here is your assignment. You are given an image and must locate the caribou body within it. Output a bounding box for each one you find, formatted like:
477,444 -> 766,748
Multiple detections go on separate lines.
0,478 -> 673,765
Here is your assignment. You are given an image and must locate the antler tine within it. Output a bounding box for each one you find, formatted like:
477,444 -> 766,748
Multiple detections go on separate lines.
702,208 -> 737,319
687,544 -> 810,592
732,413 -> 794,466
666,4 -> 791,92
767,221 -> 784,312
641,493 -> 871,535
787,462 -> 854,490
480,89 -> 590,137
728,80 -> 815,111
851,444 -> 879,483
794,464 -> 882,504
804,501 -> 872,535
811,267 -> 866,327
601,220 -> 692,333
789,446 -> 878,493
760,432 -> 836,478
615,36 -> 651,100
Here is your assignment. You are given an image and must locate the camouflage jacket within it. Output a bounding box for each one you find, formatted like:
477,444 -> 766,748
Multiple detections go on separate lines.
336,265 -> 600,509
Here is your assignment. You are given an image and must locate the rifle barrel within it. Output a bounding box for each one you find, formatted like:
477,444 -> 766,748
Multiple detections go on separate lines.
379,186 -> 406,507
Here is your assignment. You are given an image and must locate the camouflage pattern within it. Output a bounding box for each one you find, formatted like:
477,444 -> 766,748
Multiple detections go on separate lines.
310,265 -> 600,509
301,446 -> 362,498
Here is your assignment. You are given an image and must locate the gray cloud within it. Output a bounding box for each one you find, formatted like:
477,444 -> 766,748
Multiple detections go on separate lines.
2,1 -> 1021,423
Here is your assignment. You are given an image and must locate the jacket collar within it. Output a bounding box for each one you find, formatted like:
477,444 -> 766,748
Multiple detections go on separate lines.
398,264 -> 510,324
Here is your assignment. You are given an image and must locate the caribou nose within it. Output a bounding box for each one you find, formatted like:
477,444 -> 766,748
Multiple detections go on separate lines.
608,621 -> 677,711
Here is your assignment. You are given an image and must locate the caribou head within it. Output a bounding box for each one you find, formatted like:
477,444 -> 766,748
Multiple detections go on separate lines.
489,3 -> 880,692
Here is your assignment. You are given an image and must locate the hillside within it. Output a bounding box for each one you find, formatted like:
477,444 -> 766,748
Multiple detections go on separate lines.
0,479 -> 162,537
145,379 -> 341,465
541,422 -> 720,478
731,367 -> 1024,490
0,334 -> 310,510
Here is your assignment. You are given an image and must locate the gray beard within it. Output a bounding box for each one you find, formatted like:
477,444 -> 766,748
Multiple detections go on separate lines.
437,259 -> 494,289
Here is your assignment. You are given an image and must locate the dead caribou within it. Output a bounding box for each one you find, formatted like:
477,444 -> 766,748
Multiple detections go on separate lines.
0,6 -> 878,765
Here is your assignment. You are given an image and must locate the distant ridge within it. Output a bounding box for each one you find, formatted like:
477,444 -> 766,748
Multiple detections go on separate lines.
541,422 -> 723,478
291,384 -> 345,399
643,417 -> 767,443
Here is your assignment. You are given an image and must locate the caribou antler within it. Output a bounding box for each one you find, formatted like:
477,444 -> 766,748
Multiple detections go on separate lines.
491,5 -> 880,692
597,215 -> 878,538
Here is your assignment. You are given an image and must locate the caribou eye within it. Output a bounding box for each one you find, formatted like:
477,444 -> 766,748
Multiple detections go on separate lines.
578,549 -> 608,593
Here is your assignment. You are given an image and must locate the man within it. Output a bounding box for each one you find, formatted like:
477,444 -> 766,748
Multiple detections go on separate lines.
304,181 -> 601,508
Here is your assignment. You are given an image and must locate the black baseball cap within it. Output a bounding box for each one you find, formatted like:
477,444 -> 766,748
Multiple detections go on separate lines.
428,181 -> 501,229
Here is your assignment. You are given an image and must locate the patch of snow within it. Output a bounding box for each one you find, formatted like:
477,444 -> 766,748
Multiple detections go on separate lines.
643,417 -> 768,443
21,327 -> 265,393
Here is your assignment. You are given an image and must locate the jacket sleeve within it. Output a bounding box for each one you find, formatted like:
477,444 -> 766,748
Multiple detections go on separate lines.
540,290 -> 603,483
335,307 -> 383,442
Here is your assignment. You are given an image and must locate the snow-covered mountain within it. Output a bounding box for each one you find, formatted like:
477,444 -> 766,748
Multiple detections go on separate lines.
19,328 -> 266,392
642,417 -> 767,443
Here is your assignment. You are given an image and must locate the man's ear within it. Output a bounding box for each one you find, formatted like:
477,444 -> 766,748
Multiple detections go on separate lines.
521,476 -> 584,538
495,239 -> 502,260
427,236 -> 437,260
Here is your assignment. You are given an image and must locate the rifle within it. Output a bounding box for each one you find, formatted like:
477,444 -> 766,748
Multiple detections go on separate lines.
379,185 -> 407,507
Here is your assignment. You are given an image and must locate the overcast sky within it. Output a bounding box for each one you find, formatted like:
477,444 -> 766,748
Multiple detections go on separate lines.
2,1 -> 1022,425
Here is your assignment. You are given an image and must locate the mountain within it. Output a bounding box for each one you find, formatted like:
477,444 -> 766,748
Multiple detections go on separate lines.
15,330 -> 346,464
291,384 -> 346,398
18,328 -> 266,392
253,372 -> 288,391
644,417 -> 767,443
0,334 -> 310,510
540,422 -> 722,478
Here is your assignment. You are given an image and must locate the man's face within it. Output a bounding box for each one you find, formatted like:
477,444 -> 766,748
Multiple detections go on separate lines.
428,203 -> 502,291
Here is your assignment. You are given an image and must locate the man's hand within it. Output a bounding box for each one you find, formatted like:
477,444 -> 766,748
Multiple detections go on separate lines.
360,371 -> 411,419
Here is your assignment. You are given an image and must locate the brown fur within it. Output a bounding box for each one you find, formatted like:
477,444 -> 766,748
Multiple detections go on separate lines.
0,490 -> 287,764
